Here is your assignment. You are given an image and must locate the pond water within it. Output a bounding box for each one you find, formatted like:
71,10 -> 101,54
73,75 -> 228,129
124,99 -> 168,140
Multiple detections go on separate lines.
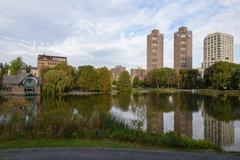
0,93 -> 240,151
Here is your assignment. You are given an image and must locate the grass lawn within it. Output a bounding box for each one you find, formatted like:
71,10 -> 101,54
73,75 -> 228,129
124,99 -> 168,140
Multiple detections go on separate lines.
0,139 -> 146,150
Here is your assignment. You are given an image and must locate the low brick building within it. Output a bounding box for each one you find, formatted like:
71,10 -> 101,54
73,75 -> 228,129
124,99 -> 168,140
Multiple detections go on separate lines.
3,73 -> 42,95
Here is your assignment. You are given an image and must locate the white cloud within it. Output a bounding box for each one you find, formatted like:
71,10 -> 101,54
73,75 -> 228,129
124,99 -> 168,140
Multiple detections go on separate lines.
0,0 -> 239,69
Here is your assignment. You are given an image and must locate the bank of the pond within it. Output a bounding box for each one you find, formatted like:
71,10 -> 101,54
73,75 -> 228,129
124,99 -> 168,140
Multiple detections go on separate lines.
0,115 -> 219,151
132,88 -> 240,97
196,89 -> 240,97
0,139 -> 142,150
0,134 -> 218,152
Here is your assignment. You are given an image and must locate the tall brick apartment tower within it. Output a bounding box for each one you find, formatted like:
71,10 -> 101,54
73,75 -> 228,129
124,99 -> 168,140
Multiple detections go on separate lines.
147,29 -> 164,72
174,27 -> 192,72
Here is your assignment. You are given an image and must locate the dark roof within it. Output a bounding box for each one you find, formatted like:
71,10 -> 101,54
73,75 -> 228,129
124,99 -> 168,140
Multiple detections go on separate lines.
3,73 -> 42,85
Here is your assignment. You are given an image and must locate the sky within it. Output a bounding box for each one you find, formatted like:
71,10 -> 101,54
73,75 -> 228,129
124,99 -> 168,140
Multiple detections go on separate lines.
0,0 -> 240,70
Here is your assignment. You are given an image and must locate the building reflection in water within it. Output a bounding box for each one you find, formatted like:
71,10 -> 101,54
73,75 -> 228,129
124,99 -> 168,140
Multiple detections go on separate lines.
174,106 -> 193,138
147,111 -> 163,134
203,111 -> 234,147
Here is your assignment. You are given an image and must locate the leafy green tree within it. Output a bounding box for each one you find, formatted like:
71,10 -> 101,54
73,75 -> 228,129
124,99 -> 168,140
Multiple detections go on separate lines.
147,69 -> 161,88
10,57 -> 24,75
132,76 -> 140,88
204,61 -> 236,89
54,62 -> 74,75
54,63 -> 75,89
43,70 -> 72,95
117,71 -> 132,93
40,67 -> 51,78
0,63 -> 10,89
132,77 -> 145,88
230,65 -> 240,89
179,69 -> 202,89
147,68 -> 177,88
78,65 -> 99,91
98,67 -> 112,92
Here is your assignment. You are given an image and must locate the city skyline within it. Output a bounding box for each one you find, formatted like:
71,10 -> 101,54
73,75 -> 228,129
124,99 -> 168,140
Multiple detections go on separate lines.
0,0 -> 240,69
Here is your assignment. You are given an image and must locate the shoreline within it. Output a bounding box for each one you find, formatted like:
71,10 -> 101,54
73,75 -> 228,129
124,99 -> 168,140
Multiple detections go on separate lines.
1,89 -> 240,97
133,88 -> 240,97
0,138 -> 221,153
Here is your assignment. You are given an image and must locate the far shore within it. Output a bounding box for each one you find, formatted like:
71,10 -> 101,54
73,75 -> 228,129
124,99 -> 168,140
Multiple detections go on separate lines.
0,89 -> 240,97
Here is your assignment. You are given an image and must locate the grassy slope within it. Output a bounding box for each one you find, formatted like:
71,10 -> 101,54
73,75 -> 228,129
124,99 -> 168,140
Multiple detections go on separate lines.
0,139 -> 145,150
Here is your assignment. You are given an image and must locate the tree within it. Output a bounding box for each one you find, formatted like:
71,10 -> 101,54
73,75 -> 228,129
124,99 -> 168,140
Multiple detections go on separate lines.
204,61 -> 236,89
116,71 -> 132,93
78,65 -> 99,91
230,65 -> 240,89
179,69 -> 202,89
132,77 -> 144,88
10,57 -> 23,75
98,67 -> 112,92
0,63 -> 10,89
147,68 -> 177,88
54,62 -> 74,75
43,70 -> 72,95
132,76 -> 140,88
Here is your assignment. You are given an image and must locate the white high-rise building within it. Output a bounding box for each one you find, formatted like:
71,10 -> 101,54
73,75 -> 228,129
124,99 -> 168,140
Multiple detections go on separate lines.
203,32 -> 234,69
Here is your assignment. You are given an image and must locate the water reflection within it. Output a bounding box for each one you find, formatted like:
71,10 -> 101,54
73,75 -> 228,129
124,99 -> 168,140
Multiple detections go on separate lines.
0,93 -> 240,151
174,106 -> 193,139
203,111 -> 234,147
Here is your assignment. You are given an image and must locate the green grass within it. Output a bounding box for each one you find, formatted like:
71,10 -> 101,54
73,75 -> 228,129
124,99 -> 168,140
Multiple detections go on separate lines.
0,139 -> 145,150
0,153 -> 4,160
0,117 -> 220,151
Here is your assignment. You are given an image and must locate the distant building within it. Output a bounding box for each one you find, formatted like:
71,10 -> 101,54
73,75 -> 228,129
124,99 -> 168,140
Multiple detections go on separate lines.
203,32 -> 233,69
174,27 -> 192,72
37,54 -> 67,74
147,29 -> 164,72
31,67 -> 39,77
20,65 -> 39,77
130,67 -> 146,81
3,73 -> 42,95
111,65 -> 126,80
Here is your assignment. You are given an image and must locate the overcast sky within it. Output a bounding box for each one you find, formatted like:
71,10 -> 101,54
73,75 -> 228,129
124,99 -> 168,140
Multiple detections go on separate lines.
0,0 -> 239,69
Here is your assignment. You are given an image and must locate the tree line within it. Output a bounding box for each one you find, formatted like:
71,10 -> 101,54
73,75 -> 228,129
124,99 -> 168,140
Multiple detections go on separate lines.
42,63 -> 132,95
1,57 -> 240,94
140,61 -> 240,90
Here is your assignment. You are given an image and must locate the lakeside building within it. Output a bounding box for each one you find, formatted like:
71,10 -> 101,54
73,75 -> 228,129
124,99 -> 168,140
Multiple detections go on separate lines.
111,65 -> 126,80
147,29 -> 164,72
130,67 -> 146,81
174,27 -> 192,72
203,32 -> 233,69
37,54 -> 67,74
3,73 -> 42,95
